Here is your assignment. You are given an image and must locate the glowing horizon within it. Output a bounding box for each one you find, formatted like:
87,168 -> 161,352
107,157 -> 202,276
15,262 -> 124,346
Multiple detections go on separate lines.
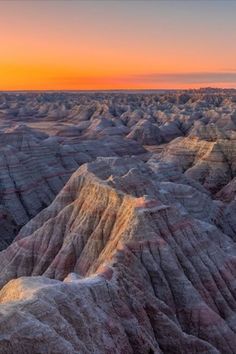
1,0 -> 236,90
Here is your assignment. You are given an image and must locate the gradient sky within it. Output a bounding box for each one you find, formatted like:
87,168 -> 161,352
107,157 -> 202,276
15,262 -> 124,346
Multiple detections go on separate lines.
1,0 -> 236,90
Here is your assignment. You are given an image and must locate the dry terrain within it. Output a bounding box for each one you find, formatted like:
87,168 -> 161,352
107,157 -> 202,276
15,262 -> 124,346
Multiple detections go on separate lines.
0,90 -> 236,353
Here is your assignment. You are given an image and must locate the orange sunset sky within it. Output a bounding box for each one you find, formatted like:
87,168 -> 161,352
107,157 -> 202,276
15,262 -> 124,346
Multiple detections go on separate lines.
0,0 -> 236,90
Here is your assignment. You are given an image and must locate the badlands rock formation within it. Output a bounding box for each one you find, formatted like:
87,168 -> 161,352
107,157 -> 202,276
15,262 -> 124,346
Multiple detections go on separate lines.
0,123 -> 145,250
0,89 -> 236,353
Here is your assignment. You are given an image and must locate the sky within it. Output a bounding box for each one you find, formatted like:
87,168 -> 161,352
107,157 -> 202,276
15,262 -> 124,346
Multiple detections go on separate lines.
0,0 -> 236,90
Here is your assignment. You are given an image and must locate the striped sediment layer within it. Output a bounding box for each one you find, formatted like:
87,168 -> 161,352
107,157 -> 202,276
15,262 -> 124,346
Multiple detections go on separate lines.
0,125 -> 146,250
0,157 -> 236,353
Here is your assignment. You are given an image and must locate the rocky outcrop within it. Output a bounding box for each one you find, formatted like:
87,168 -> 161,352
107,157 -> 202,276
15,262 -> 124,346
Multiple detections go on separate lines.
0,157 -> 236,353
0,124 -> 145,249
159,136 -> 236,193
127,119 -> 163,145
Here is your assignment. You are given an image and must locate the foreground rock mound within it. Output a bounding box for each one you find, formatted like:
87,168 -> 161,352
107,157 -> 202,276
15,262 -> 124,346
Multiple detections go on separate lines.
0,157 -> 236,353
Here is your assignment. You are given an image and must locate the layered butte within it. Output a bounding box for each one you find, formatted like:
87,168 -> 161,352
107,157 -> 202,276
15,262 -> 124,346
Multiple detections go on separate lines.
0,90 -> 236,353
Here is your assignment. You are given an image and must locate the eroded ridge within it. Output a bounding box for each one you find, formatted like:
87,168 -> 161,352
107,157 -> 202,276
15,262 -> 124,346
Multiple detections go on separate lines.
0,156 -> 236,353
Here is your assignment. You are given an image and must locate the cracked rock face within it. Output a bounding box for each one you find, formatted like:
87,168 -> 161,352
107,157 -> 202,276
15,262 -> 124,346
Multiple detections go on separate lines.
1,90 -> 236,353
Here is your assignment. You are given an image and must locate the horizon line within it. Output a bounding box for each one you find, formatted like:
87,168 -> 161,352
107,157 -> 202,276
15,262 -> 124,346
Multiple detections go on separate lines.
1,87 -> 236,93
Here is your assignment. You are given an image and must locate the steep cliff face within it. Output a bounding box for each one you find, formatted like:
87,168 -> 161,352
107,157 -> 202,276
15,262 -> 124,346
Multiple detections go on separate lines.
0,157 -> 236,353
